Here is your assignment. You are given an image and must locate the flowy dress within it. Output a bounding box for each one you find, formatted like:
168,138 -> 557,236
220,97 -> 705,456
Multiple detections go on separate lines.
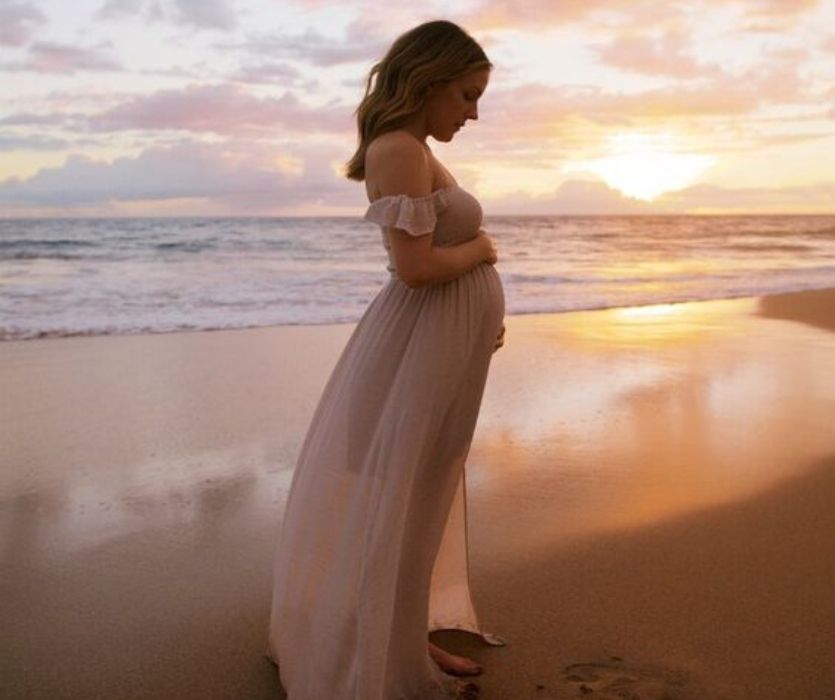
267,182 -> 507,699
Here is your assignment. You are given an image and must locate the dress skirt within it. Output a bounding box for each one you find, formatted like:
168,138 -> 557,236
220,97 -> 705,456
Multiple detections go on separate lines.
268,260 -> 505,699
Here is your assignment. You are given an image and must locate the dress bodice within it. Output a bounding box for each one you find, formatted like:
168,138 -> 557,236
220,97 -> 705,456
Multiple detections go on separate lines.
363,184 -> 483,275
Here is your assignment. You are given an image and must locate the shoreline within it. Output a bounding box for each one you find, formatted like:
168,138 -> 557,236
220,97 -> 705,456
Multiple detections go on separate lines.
2,285 -> 833,699
2,211 -> 835,220
3,283 -> 835,344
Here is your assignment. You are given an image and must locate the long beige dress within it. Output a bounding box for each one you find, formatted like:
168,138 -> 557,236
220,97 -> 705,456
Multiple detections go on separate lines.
268,182 -> 506,699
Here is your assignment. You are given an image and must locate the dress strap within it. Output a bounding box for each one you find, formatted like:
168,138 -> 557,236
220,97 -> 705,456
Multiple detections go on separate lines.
363,188 -> 450,237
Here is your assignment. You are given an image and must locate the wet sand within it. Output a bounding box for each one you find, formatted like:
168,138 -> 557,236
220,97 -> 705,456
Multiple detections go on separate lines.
1,288 -> 834,699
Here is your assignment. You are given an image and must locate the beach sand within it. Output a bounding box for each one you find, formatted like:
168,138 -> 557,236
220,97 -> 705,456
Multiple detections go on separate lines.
1,288 -> 833,699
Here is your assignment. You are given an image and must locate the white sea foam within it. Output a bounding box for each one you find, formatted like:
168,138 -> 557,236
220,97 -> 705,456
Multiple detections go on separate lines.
1,215 -> 834,340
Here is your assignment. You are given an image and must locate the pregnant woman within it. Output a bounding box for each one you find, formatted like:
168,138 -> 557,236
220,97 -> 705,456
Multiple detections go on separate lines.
268,20 -> 506,700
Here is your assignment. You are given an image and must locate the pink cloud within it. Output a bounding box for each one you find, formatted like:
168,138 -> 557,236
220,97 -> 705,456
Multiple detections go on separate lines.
476,52 -> 807,143
447,0 -> 828,48
14,41 -> 121,74
749,131 -> 835,148
734,0 -> 822,31
0,0 -> 46,47
459,0 -> 688,31
483,81 -> 751,133
593,29 -> 723,79
656,181 -> 835,211
483,178 -> 835,214
89,83 -> 350,135
2,143 -> 833,214
485,179 -> 654,215
0,140 -> 358,211
741,0 -> 821,17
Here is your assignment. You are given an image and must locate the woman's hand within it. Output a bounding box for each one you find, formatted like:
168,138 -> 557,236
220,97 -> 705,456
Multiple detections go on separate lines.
492,323 -> 505,353
476,229 -> 498,265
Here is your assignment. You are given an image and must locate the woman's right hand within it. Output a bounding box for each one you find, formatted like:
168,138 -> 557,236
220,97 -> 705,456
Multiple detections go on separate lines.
476,229 -> 498,265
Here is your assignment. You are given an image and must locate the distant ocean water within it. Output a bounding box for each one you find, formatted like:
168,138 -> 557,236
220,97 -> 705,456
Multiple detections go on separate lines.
1,215 -> 834,341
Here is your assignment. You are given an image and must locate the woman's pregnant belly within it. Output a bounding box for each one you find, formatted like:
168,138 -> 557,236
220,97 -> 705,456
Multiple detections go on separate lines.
461,261 -> 505,338
441,234 -> 504,326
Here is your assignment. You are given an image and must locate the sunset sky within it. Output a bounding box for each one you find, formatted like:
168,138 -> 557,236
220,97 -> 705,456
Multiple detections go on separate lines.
1,0 -> 834,217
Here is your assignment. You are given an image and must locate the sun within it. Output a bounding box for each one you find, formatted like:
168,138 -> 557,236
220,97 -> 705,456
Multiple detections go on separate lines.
563,132 -> 716,201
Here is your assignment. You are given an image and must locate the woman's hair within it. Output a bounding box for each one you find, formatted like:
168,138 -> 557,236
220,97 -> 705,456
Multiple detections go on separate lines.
344,20 -> 491,181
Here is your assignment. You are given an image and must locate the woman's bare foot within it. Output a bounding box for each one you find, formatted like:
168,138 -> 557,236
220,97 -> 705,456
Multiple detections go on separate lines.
428,640 -> 483,676
455,680 -> 480,699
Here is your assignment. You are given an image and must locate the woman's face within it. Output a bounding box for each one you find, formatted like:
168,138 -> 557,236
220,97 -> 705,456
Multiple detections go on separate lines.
423,67 -> 490,142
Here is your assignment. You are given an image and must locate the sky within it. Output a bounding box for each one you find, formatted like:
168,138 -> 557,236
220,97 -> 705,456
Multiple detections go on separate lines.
0,0 -> 834,217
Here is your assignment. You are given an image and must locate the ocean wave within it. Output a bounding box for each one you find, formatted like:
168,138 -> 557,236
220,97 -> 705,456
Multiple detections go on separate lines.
4,281 -> 833,342
724,243 -> 816,253
0,238 -> 101,248
3,215 -> 834,342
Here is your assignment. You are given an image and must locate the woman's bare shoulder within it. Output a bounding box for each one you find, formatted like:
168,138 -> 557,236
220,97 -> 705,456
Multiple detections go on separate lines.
365,130 -> 432,196
367,130 -> 428,162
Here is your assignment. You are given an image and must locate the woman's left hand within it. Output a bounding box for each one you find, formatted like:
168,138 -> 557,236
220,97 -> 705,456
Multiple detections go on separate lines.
492,323 -> 505,353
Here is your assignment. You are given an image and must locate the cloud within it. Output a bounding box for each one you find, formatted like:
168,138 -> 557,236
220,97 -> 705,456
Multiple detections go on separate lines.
460,0 -> 688,31
739,0 -> 821,19
485,178 -> 654,215
171,0 -> 237,31
0,0 -> 47,47
482,82 -> 750,136
87,83 -> 351,135
592,29 -> 723,79
229,61 -> 309,87
265,33 -> 373,66
655,180 -> 835,212
3,142 -> 832,215
750,131 -> 835,148
476,53 -> 807,144
462,0 -> 821,31
748,0 -> 821,14
96,0 -> 237,30
484,177 -> 835,215
0,140 -> 358,212
96,0 -> 162,22
227,23 -> 385,68
6,41 -> 122,74
0,111 -> 71,126
97,0 -> 143,17
0,134 -> 69,151
734,0 -> 823,31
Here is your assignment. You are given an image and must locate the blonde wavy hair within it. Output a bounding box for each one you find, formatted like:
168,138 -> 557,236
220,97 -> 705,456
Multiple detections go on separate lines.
344,20 -> 492,181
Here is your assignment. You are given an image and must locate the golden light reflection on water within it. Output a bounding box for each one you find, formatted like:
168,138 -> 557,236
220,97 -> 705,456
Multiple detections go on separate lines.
474,295 -> 835,559
616,303 -> 681,318
544,296 -> 757,349
597,258 -> 714,278
4,293 -> 834,573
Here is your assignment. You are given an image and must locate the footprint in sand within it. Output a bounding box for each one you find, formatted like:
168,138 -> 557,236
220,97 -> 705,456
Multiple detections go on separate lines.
560,658 -> 696,700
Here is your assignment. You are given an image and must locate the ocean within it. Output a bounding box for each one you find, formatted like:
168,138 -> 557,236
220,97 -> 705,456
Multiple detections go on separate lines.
1,214 -> 834,341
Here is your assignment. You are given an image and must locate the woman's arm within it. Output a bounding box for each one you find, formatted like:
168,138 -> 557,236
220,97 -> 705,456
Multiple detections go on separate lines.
411,233 -> 494,288
366,133 -> 492,288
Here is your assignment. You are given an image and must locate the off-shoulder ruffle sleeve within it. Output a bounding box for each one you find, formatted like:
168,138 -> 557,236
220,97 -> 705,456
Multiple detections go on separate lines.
363,191 -> 440,237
